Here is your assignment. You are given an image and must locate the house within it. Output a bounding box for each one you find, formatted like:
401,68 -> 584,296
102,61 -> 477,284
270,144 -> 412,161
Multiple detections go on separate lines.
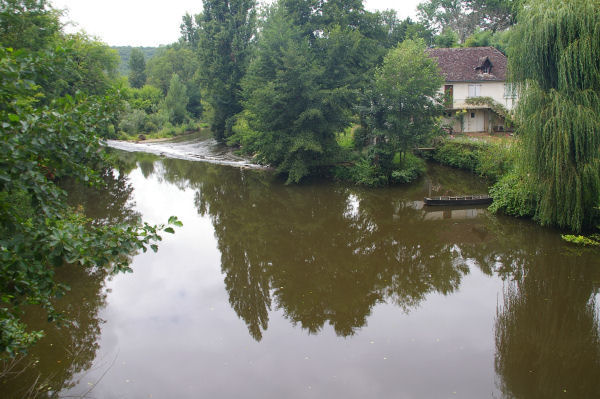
428,47 -> 517,133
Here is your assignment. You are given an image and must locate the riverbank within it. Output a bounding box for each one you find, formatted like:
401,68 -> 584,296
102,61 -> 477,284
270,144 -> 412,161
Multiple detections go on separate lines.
117,122 -> 212,143
429,135 -> 599,244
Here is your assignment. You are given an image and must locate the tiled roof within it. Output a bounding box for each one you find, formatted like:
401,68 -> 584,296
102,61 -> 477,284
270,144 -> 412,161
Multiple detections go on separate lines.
427,47 -> 507,82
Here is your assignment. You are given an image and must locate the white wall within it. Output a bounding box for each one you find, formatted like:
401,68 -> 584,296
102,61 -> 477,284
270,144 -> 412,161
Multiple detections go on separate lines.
450,82 -> 517,110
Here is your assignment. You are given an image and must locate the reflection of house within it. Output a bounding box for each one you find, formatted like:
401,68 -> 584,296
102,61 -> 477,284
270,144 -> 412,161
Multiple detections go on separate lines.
428,47 -> 517,133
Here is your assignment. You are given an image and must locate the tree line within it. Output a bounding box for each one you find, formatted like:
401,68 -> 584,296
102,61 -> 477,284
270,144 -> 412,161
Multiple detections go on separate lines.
179,0 -> 598,233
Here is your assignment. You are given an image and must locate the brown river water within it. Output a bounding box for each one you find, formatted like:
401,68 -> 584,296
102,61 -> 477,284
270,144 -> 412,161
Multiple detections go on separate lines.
2,140 -> 600,398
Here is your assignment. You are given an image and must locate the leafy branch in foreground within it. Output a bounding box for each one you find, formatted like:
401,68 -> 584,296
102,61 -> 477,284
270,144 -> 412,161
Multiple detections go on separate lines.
0,47 -> 181,357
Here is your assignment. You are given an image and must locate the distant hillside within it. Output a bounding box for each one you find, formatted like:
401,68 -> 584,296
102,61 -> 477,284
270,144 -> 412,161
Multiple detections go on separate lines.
112,46 -> 160,76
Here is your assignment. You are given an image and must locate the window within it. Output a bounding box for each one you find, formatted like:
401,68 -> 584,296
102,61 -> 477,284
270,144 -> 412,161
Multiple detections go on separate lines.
468,84 -> 481,97
471,112 -> 475,118
504,83 -> 517,99
444,85 -> 453,107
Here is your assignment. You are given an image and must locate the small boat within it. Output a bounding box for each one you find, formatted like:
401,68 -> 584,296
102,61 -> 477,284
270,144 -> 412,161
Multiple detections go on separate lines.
424,194 -> 493,206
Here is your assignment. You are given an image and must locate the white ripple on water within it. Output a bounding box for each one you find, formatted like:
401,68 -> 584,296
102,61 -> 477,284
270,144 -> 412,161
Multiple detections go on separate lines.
105,138 -> 267,169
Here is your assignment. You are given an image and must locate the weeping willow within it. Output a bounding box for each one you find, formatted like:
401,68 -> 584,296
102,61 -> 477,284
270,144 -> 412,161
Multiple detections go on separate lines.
509,0 -> 600,232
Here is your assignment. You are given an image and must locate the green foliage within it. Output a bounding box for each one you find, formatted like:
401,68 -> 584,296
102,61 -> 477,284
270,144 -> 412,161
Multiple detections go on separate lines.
435,27 -> 460,47
146,45 -> 202,118
16,32 -> 121,101
463,27 -> 514,54
391,153 -> 427,184
335,126 -> 355,150
464,28 -> 493,47
240,3 -> 357,183
0,3 -> 181,357
561,234 -> 600,246
0,0 -> 61,52
112,46 -> 158,76
192,0 -> 257,141
418,0 -> 478,42
433,137 -> 514,181
358,39 -> 443,183
164,73 -> 188,125
119,107 -> 148,135
227,110 -> 261,151
334,152 -> 426,186
128,47 -> 146,88
418,0 -> 522,43
489,168 -> 537,217
507,0 -> 600,232
127,84 -> 162,114
344,157 -> 389,187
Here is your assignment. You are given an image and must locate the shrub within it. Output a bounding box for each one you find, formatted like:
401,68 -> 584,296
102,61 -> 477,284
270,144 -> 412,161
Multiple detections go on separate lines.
119,108 -> 147,135
489,168 -> 537,217
433,138 -> 514,181
391,153 -> 426,184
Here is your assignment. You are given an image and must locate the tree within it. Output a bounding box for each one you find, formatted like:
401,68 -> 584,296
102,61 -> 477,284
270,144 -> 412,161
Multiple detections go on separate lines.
417,0 -> 478,43
146,45 -> 202,118
417,0 -> 522,43
194,0 -> 257,141
240,4 -> 352,183
435,27 -> 460,47
128,47 -> 146,88
359,39 -> 444,183
164,73 -> 188,125
0,0 -> 61,51
508,0 -> 600,232
467,0 -> 523,32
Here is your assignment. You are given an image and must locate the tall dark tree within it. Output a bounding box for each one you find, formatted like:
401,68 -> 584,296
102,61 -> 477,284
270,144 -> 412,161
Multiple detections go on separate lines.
195,0 -> 257,141
240,4 -> 352,183
128,47 -> 146,88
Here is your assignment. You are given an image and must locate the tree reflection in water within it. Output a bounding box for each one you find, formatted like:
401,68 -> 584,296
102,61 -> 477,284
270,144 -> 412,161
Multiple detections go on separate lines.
7,152 -> 598,399
151,155 -> 600,399
155,157 -> 486,340
495,254 -> 600,399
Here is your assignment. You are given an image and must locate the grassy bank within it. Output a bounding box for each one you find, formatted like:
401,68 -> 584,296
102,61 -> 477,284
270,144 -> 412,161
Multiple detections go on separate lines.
117,121 -> 211,141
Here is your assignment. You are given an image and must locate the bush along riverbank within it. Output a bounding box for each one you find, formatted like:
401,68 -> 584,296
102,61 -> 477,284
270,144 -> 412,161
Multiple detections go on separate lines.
432,136 -> 514,182
431,135 -> 599,245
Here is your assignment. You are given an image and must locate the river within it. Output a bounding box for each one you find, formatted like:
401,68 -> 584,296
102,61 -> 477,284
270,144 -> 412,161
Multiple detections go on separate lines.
3,138 -> 600,398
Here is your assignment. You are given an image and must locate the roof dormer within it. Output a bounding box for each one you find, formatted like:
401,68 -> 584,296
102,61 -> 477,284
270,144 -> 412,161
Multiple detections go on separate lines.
475,56 -> 493,74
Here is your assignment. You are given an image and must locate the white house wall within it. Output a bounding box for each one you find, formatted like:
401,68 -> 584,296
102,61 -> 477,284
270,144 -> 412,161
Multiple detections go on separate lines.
450,82 -> 516,110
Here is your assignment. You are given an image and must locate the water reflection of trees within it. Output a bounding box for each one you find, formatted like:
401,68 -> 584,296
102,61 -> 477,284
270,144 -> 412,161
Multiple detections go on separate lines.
137,154 -> 600,399
152,158 -> 490,340
495,254 -> 600,399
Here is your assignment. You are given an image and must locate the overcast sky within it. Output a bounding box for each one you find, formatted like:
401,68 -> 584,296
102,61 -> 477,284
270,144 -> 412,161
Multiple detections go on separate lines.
50,0 -> 422,47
